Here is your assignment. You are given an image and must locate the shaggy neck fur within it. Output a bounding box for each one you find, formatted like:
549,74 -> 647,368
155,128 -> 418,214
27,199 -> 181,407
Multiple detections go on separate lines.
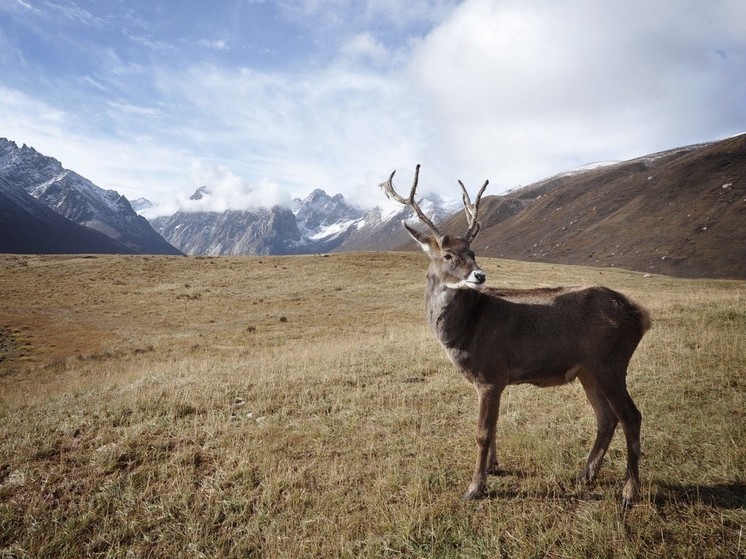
425,272 -> 485,349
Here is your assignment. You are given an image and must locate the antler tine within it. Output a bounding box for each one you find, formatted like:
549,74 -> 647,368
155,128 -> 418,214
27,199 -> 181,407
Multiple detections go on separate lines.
379,164 -> 441,236
459,178 -> 489,242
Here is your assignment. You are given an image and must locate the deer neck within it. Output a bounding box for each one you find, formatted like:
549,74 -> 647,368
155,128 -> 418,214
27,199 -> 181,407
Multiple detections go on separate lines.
425,272 -> 480,349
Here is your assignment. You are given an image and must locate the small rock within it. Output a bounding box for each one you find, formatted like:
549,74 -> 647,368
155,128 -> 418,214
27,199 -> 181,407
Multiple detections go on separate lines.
1,470 -> 25,487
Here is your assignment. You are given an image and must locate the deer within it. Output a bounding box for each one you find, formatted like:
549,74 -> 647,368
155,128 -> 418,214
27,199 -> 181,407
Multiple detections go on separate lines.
380,165 -> 651,508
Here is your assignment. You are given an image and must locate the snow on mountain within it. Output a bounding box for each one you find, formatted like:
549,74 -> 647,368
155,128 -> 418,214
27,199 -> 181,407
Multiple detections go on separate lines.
151,186 -> 302,255
190,186 -> 210,201
151,206 -> 302,256
291,188 -> 462,253
0,142 -> 471,256
330,192 -> 463,252
291,189 -> 364,251
131,197 -> 155,213
0,138 -> 181,255
148,184 -> 464,256
0,175 -> 139,254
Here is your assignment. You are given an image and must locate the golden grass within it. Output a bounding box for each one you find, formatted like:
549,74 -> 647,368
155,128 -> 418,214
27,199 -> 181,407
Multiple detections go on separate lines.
0,253 -> 744,558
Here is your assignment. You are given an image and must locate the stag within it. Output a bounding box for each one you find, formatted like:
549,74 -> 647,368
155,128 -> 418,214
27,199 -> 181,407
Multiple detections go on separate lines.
381,165 -> 650,507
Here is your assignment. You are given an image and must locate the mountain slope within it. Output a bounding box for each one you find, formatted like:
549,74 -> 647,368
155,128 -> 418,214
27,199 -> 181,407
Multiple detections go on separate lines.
431,135 -> 746,279
0,177 -> 138,254
0,139 -> 181,255
292,189 -> 364,252
337,193 -> 463,252
151,206 -> 302,256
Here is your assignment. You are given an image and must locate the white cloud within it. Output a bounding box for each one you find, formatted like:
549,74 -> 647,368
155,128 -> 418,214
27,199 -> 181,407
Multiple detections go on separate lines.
0,86 -> 193,202
197,38 -> 230,51
106,100 -> 160,117
339,33 -> 389,67
406,0 -> 746,188
151,56 -> 428,207
1,0 -> 744,214
183,162 -> 292,212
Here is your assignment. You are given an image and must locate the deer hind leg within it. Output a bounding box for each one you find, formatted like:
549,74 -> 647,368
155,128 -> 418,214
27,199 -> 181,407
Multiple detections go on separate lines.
577,372 -> 618,485
598,376 -> 642,508
464,384 -> 503,500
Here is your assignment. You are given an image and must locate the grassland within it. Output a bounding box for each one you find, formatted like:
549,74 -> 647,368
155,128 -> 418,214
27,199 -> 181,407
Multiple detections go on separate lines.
0,252 -> 744,558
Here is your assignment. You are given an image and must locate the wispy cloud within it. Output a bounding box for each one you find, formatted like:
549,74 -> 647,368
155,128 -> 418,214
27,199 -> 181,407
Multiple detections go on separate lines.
9,0 -> 40,14
197,38 -> 230,51
106,100 -> 161,118
42,0 -> 105,27
0,0 -> 744,212
151,55 -> 427,207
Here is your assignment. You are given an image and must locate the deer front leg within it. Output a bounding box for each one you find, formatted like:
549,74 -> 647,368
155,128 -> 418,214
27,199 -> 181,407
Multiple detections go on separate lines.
488,437 -> 498,475
464,384 -> 502,500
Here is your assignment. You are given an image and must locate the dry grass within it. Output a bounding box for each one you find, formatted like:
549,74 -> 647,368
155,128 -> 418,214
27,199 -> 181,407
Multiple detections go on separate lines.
0,253 -> 744,558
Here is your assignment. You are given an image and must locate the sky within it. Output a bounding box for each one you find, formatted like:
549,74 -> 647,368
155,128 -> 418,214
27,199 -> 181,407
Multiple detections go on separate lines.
1,0 -> 744,215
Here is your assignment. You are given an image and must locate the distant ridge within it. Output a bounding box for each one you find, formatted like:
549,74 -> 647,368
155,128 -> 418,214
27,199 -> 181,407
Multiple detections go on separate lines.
2,134 -> 742,278
429,135 -> 746,279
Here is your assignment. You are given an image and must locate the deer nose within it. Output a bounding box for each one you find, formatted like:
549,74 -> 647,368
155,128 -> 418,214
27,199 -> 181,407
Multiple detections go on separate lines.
473,271 -> 486,284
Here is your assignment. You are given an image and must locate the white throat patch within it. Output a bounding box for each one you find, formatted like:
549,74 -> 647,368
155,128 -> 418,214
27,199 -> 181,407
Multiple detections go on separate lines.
445,279 -> 483,290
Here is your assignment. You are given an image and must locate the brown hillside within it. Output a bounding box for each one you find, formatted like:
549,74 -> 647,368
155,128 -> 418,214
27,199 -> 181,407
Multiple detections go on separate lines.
432,135 -> 746,279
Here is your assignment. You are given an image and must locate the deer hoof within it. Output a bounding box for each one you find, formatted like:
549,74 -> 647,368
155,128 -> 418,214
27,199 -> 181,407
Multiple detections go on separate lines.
621,482 -> 640,509
576,470 -> 593,486
463,483 -> 486,500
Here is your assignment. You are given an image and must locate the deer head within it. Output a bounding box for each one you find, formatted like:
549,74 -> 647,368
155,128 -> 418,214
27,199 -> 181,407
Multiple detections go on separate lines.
380,164 -> 489,290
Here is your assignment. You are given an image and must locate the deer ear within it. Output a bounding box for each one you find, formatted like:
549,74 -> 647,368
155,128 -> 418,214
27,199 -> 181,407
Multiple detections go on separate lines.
403,221 -> 435,255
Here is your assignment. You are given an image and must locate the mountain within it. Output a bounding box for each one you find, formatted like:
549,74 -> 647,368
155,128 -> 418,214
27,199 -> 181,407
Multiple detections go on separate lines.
189,186 -> 211,201
294,189 -> 363,232
427,135 -> 746,279
151,187 -> 460,256
335,193 -> 463,252
291,189 -> 364,252
150,186 -> 303,255
0,139 -> 181,255
10,133 -> 737,277
0,176 -> 138,254
131,197 -> 155,213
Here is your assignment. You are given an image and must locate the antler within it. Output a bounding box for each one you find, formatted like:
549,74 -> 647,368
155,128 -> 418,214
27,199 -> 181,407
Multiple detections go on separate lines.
458,178 -> 489,243
379,164 -> 441,237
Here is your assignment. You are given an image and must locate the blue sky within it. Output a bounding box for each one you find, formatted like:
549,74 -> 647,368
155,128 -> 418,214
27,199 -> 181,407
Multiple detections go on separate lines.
1,0 -> 744,215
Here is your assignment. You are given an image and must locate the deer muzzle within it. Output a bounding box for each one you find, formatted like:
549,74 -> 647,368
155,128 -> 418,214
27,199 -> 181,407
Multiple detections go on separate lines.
468,269 -> 486,286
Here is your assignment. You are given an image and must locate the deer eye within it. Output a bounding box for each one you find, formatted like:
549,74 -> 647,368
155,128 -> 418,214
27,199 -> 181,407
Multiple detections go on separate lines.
443,253 -> 453,261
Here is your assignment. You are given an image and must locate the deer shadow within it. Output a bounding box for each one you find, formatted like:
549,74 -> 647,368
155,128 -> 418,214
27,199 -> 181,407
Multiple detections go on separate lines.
652,481 -> 746,510
482,471 -> 745,510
